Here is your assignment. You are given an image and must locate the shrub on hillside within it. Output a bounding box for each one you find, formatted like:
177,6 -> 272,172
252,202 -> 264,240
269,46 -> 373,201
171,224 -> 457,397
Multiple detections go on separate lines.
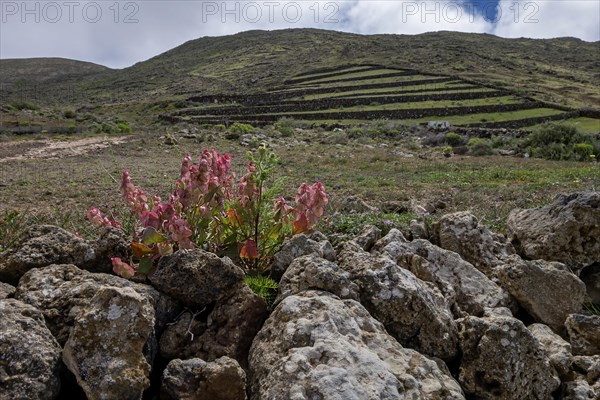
572,143 -> 595,161
11,102 -> 38,111
63,110 -> 76,119
445,132 -> 464,146
229,122 -> 255,135
367,120 -> 407,139
467,138 -> 494,156
525,122 -> 599,161
91,120 -> 132,134
491,135 -> 518,150
117,121 -> 132,133
274,118 -> 294,137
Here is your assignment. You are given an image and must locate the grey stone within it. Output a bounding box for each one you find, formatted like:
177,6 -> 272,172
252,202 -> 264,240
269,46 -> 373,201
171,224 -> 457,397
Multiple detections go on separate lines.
433,211 -> 514,275
161,357 -> 247,400
528,323 -> 572,377
409,219 -> 428,240
0,281 -> 15,299
0,225 -> 131,284
270,232 -> 335,282
149,249 -> 244,308
496,256 -> 586,332
353,224 -> 381,251
507,192 -> 600,269
15,263 -> 180,345
561,355 -> 600,399
370,228 -> 408,256
63,286 -> 155,400
249,290 -> 464,400
276,253 -> 360,304
338,242 -> 458,360
392,239 -> 515,317
457,314 -> 560,399
0,298 -> 62,400
0,225 -> 95,284
87,227 -> 131,274
565,314 -> 600,356
338,195 -> 377,212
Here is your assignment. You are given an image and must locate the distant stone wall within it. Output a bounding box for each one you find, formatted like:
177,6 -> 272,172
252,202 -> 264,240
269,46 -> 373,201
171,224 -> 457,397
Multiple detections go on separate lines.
175,90 -> 510,117
0,125 -> 86,134
168,101 -> 546,125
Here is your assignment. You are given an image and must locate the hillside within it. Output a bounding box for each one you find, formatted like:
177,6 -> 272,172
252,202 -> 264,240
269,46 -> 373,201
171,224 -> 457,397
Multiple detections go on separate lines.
0,57 -> 109,84
0,29 -> 599,111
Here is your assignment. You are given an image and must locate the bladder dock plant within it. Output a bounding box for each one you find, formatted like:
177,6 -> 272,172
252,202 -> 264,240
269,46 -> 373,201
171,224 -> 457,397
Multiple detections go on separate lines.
88,145 -> 328,276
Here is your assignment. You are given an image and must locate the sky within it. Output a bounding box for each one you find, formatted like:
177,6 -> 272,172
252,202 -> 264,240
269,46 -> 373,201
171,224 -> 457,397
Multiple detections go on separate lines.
0,0 -> 599,68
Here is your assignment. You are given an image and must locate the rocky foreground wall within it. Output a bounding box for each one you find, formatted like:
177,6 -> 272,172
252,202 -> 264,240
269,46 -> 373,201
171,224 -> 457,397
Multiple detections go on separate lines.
0,191 -> 599,399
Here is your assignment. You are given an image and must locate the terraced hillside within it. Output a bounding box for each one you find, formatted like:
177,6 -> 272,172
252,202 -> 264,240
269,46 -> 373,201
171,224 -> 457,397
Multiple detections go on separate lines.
161,64 -> 600,130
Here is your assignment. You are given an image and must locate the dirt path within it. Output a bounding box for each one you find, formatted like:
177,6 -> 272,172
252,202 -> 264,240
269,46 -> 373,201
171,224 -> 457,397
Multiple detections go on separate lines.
0,136 -> 135,162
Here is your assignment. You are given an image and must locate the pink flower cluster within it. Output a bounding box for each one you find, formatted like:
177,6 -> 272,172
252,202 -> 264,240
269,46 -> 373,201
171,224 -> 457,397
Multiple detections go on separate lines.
86,207 -> 121,229
238,162 -> 259,207
291,182 -> 329,234
176,149 -> 234,211
120,170 -> 149,215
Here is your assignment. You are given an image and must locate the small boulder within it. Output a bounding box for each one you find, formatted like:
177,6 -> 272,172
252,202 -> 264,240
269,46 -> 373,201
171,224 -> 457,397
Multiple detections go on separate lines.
249,290 -> 464,400
565,314 -> 600,356
353,224 -> 381,251
507,192 -> 600,269
457,314 -> 560,399
276,254 -> 360,304
409,218 -> 428,240
0,225 -> 95,284
338,242 -> 459,360
16,263 -> 180,345
87,227 -> 131,273
0,281 -> 15,299
433,211 -> 514,275
394,240 -> 515,317
561,355 -> 600,399
161,357 -> 247,400
0,298 -> 62,400
149,249 -> 244,308
528,323 -> 573,377
338,195 -> 377,212
496,256 -> 586,332
270,232 -> 335,281
62,286 -> 155,400
380,200 -> 409,214
0,225 -> 131,284
370,228 -> 408,254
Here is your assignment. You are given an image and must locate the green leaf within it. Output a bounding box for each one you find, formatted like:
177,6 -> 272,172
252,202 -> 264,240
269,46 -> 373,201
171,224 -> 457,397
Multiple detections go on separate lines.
266,224 -> 282,240
137,256 -> 154,275
219,243 -> 239,260
141,227 -> 165,245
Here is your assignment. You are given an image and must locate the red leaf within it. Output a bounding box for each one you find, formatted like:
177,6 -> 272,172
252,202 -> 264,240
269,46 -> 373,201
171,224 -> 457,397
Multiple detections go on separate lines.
227,208 -> 243,227
292,213 -> 309,235
131,241 -> 156,259
240,239 -> 258,259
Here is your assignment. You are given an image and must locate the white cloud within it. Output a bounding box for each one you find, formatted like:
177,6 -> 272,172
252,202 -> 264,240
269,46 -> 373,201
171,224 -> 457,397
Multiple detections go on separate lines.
493,0 -> 600,41
336,1 -> 493,35
0,0 -> 597,68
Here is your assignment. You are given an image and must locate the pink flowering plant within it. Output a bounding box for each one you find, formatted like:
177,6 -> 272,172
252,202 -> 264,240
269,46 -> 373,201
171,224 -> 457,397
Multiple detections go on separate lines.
87,145 -> 328,277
